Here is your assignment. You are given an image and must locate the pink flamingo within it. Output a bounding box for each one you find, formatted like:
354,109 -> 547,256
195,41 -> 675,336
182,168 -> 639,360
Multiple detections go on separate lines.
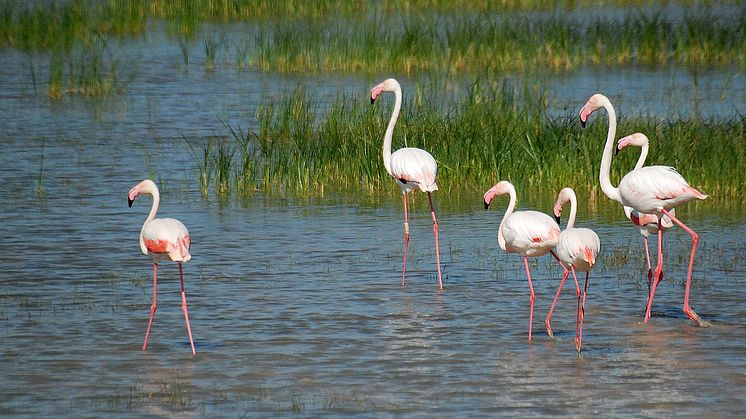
617,132 -> 676,297
545,187 -> 600,353
370,78 -> 443,289
579,94 -> 708,326
128,179 -> 196,354
484,181 -> 561,341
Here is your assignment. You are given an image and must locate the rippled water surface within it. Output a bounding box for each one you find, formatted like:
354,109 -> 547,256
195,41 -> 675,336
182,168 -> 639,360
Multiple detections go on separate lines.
1,36 -> 746,416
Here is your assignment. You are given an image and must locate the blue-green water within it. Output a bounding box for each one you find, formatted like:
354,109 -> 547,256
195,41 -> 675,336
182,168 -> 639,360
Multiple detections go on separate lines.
1,26 -> 745,416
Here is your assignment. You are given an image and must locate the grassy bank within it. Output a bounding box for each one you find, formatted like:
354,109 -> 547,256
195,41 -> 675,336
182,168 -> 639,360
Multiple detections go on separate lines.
3,1 -> 744,69
192,82 -> 744,205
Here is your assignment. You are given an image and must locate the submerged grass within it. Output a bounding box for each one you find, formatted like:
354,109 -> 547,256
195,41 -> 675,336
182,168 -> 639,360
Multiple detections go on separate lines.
256,9 -> 746,75
46,41 -> 119,98
194,82 -> 744,203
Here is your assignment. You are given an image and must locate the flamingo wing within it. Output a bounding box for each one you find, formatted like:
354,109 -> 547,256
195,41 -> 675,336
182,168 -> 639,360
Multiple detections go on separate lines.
142,218 -> 191,262
503,211 -> 560,256
390,148 -> 438,192
620,166 -> 706,213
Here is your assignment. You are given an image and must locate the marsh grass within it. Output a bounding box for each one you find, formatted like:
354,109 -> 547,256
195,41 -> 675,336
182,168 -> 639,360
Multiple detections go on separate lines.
255,9 -> 746,76
203,35 -> 222,71
196,82 -> 744,203
46,41 -> 119,98
35,141 -> 45,196
3,2 -> 743,74
185,136 -> 213,194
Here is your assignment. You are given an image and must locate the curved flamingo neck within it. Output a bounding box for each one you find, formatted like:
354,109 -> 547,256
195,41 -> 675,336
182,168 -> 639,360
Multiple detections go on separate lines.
497,185 -> 517,251
598,98 -> 622,204
634,142 -> 649,170
565,191 -> 578,230
382,86 -> 402,177
145,188 -> 160,224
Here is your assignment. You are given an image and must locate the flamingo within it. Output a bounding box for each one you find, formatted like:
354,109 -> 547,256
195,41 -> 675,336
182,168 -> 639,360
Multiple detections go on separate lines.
370,78 -> 443,289
617,132 -> 675,297
579,94 -> 708,326
128,179 -> 196,354
545,187 -> 601,353
483,180 -> 561,341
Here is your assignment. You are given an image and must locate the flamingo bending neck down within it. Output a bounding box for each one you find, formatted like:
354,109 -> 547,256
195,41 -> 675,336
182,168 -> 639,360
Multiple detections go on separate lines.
484,181 -> 561,341
545,187 -> 600,353
617,132 -> 675,297
371,78 -> 443,289
128,179 -> 196,354
579,93 -> 709,326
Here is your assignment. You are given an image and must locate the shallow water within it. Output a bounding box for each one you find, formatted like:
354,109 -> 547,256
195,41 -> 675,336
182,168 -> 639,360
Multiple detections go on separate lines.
1,130 -> 745,416
1,20 -> 746,416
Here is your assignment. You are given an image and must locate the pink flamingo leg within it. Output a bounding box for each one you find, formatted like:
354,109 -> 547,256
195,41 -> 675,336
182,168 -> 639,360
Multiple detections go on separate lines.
643,236 -> 653,299
545,268 -> 569,338
143,262 -> 158,351
644,218 -> 665,323
523,256 -> 536,342
576,271 -> 589,353
428,192 -> 443,290
179,262 -> 196,355
546,251 -> 573,337
661,208 -> 707,326
401,192 -> 409,287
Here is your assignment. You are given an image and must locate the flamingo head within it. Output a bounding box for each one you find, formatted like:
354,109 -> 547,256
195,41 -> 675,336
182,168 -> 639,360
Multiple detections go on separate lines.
128,179 -> 157,207
616,132 -> 649,155
370,78 -> 401,104
483,180 -> 513,209
579,93 -> 609,128
553,187 -> 575,226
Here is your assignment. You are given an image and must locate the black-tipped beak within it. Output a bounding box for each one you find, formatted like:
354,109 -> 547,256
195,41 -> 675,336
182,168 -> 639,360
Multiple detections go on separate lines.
615,146 -> 620,156
484,201 -> 490,210
580,119 -> 587,128
370,97 -> 376,105
128,197 -> 134,207
555,215 -> 561,226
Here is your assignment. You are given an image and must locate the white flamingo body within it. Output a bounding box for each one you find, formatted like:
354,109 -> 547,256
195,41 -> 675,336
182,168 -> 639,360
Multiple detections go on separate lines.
128,179 -> 196,355
390,147 -> 438,192
484,180 -> 561,342
579,93 -> 708,326
618,165 -> 706,214
140,218 -> 191,262
555,228 -> 599,273
371,78 -> 443,289
501,211 -> 560,257
624,205 -> 674,238
546,187 -> 600,352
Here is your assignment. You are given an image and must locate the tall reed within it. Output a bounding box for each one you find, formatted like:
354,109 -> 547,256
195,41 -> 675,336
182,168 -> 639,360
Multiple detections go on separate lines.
196,82 -> 744,204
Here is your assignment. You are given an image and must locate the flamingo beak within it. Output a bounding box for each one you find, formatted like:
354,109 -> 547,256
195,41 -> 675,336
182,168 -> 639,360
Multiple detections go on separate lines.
615,145 -> 621,155
128,197 -> 134,207
555,214 -> 561,227
579,104 -> 592,128
370,96 -> 376,105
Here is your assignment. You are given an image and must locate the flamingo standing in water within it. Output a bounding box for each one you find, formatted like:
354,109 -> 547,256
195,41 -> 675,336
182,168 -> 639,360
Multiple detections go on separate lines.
617,132 -> 676,297
545,187 -> 601,353
483,181 -> 561,341
128,179 -> 196,354
370,78 -> 443,289
579,94 -> 708,326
